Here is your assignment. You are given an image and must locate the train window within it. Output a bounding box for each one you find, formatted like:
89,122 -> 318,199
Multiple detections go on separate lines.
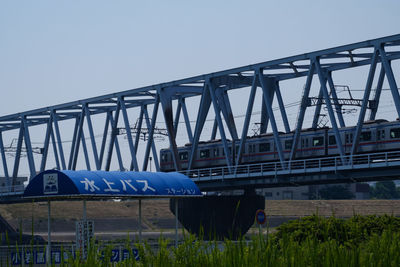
312,136 -> 324,147
345,133 -> 353,143
259,142 -> 270,152
200,149 -> 210,158
179,151 -> 188,160
161,153 -> 168,162
249,144 -> 256,153
360,131 -> 371,141
390,128 -> 400,139
285,140 -> 292,150
213,148 -> 219,157
328,135 -> 337,145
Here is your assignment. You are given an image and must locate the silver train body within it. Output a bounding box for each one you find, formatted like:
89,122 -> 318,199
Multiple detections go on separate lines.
160,119 -> 400,172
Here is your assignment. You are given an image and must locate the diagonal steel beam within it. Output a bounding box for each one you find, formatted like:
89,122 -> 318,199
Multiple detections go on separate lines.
119,97 -> 139,171
180,98 -> 193,143
327,72 -> 345,128
12,124 -> 24,182
188,83 -> 212,170
208,80 -> 232,168
0,132 -> 9,180
351,48 -> 379,155
236,74 -> 258,165
143,106 -> 160,171
259,70 -> 285,167
52,111 -> 66,170
369,66 -> 385,120
107,111 -> 124,171
40,118 -> 52,172
274,81 -> 290,133
159,88 -> 181,171
142,95 -> 160,171
289,61 -> 315,161
379,45 -> 400,118
315,59 -> 345,161
98,112 -> 111,169
84,105 -> 100,170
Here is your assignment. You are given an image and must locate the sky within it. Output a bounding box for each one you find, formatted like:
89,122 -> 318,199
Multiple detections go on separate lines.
0,0 -> 399,175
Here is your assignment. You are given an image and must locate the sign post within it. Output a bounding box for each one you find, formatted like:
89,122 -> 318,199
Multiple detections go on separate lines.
255,209 -> 266,236
76,220 -> 94,258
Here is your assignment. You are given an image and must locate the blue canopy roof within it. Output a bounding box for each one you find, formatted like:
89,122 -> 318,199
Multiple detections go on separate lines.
24,170 -> 202,199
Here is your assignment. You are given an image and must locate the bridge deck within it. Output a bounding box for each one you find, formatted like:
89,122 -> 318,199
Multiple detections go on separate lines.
1,150 -> 400,202
182,150 -> 400,191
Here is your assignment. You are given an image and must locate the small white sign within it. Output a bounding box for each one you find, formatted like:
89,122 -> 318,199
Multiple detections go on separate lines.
43,173 -> 58,194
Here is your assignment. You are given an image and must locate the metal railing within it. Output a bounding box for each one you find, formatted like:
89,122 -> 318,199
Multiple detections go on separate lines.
0,185 -> 25,196
181,150 -> 400,182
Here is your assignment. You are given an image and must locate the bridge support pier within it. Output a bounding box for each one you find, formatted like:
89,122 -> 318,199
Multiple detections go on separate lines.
170,193 -> 265,240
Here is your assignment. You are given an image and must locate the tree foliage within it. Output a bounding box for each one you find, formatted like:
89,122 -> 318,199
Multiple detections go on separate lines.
370,180 -> 400,199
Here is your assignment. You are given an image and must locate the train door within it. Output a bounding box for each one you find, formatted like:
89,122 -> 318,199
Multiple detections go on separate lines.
345,131 -> 353,153
376,127 -> 386,151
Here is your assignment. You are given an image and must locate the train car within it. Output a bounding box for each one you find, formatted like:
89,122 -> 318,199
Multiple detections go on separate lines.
160,119 -> 400,172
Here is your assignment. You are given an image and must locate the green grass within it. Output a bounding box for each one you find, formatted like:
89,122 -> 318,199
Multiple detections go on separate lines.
6,215 -> 400,266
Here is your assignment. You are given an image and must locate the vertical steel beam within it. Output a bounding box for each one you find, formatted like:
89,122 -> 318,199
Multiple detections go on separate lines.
379,46 -> 400,118
80,131 -> 91,170
275,81 -> 291,133
351,49 -> 378,155
142,95 -> 160,171
315,59 -> 345,160
236,74 -> 258,165
98,112 -> 111,169
290,62 -> 315,161
84,105 -> 100,170
0,132 -> 9,179
159,88 -> 181,171
40,118 -> 52,172
68,117 -> 80,170
12,124 -> 24,182
50,126 -> 61,170
180,98 -> 193,143
72,110 -> 85,170
143,106 -> 160,171
259,72 -> 285,166
208,80 -> 232,167
326,72 -> 345,128
119,97 -> 139,171
107,111 -> 124,171
188,83 -> 212,170
105,104 -> 121,171
369,66 -> 385,120
52,111 -> 66,170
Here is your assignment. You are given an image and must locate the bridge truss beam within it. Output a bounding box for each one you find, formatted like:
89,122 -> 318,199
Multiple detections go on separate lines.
0,34 -> 399,188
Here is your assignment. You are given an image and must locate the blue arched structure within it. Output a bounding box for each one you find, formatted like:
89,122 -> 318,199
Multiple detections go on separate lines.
24,170 -> 202,199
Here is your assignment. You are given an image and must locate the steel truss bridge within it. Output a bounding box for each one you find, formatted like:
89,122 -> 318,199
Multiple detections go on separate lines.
1,34 -> 400,199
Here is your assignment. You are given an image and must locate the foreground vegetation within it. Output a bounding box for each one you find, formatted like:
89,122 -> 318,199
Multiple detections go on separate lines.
10,215 -> 400,266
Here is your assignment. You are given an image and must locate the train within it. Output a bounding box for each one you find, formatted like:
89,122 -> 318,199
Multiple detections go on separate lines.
160,119 -> 400,172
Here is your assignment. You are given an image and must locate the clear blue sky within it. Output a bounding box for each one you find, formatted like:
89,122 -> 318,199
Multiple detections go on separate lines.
1,0 -> 399,115
1,1 -> 400,175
